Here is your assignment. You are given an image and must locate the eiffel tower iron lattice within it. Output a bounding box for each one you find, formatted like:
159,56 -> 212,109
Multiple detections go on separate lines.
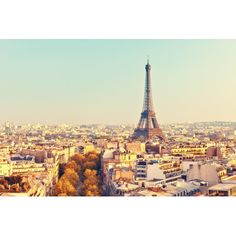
133,60 -> 165,141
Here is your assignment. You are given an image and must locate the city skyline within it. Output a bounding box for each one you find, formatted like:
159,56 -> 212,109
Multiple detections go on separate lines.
1,40 -> 236,125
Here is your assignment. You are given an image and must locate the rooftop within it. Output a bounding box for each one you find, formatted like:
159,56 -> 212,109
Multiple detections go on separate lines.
10,155 -> 34,162
135,189 -> 172,197
222,175 -> 236,181
114,182 -> 139,191
208,183 -> 236,191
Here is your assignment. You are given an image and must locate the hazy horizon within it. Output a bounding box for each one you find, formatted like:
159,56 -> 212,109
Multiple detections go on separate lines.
1,120 -> 236,127
1,39 -> 236,125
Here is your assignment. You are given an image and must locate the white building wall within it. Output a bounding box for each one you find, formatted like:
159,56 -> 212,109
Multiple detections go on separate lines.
182,161 -> 199,172
187,164 -> 219,187
146,164 -> 165,181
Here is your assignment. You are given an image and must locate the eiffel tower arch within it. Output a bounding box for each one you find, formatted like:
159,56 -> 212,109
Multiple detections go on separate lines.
133,60 -> 166,141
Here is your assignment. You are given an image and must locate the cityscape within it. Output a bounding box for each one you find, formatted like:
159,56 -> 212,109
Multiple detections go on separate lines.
1,40 -> 236,197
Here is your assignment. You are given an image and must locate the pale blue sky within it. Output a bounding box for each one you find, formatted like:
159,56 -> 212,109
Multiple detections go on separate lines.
0,40 -> 236,125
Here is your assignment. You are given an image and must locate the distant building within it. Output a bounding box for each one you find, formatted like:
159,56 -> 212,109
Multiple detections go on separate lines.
208,183 -> 236,196
127,181 -> 200,197
78,143 -> 95,154
171,145 -> 207,157
1,154 -> 60,188
135,158 -> 182,186
109,180 -> 140,196
146,142 -> 162,154
187,162 -> 227,187
0,175 -> 47,197
206,146 -> 222,159
113,151 -> 137,167
106,142 -> 119,149
112,167 -> 134,182
125,141 -> 145,154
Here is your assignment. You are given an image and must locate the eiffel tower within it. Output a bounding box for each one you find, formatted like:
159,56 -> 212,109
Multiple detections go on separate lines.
133,60 -> 165,141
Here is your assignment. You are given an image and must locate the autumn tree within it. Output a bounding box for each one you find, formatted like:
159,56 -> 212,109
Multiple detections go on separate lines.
10,184 -> 20,192
83,169 -> 97,178
55,151 -> 103,197
64,168 -> 79,188
54,176 -> 78,196
22,181 -> 30,192
82,161 -> 97,170
0,178 -> 9,189
85,151 -> 98,160
65,160 -> 79,173
53,163 -> 80,196
81,169 -> 101,196
72,153 -> 85,166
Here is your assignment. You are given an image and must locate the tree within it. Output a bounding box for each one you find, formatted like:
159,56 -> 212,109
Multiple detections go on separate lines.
10,184 -> 20,192
82,161 -> 97,171
64,168 -> 79,188
0,178 -> 9,189
86,151 -> 98,160
54,151 -> 102,197
0,184 -> 5,191
22,181 -> 30,192
81,169 -> 101,196
58,193 -> 68,196
54,176 -> 78,196
54,180 -> 63,196
72,153 -> 85,166
61,178 -> 78,196
83,169 -> 97,178
65,160 -> 79,173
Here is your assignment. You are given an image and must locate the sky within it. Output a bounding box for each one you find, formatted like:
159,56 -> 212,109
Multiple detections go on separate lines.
0,39 -> 236,125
